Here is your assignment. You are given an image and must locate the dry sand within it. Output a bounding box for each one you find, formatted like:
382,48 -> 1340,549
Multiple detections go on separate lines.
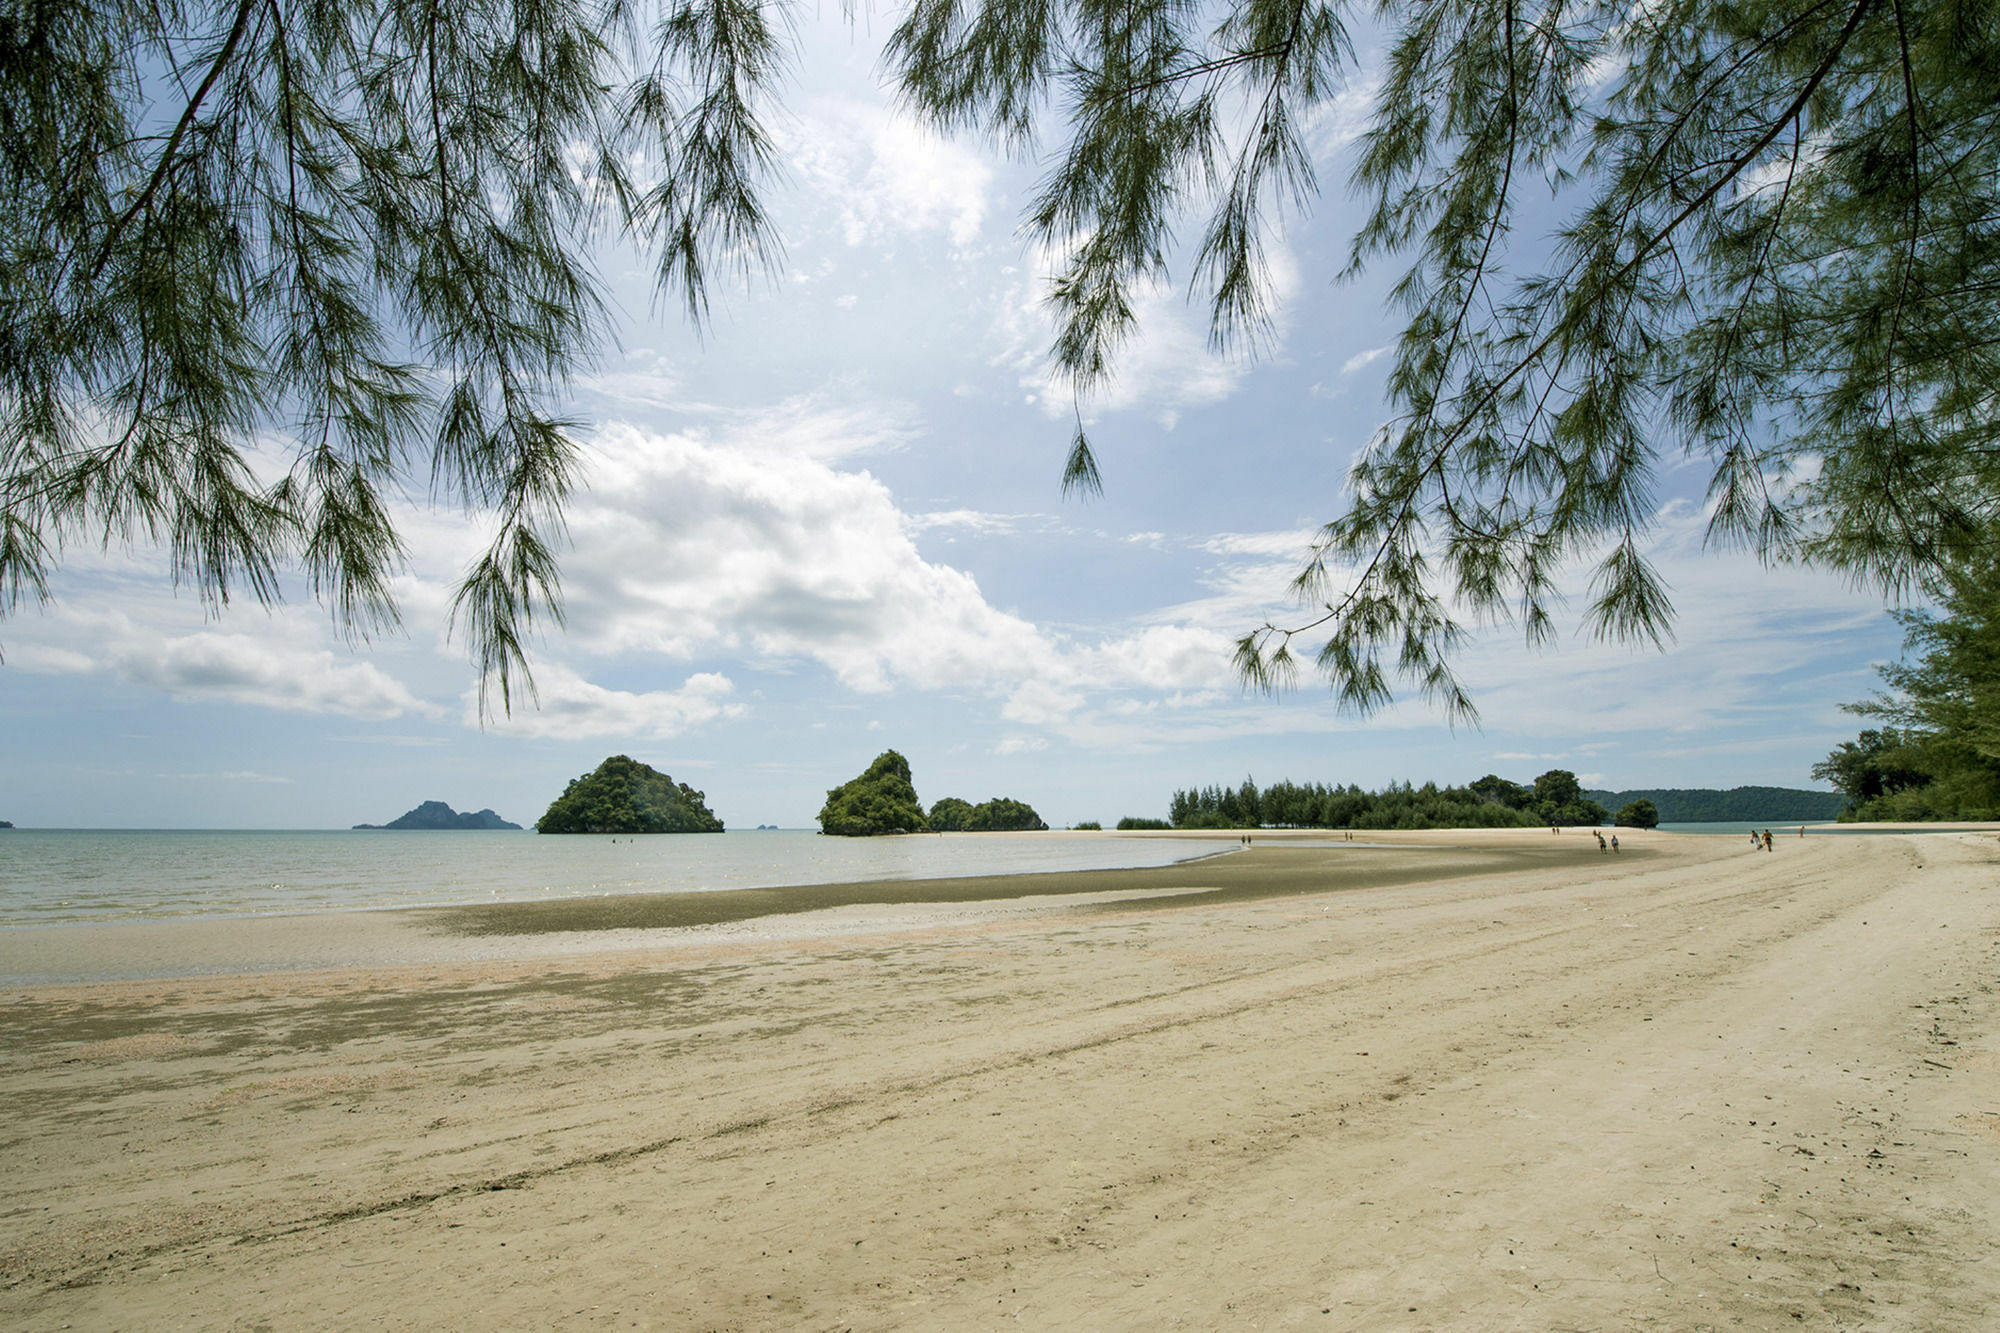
3,827 -> 1998,1329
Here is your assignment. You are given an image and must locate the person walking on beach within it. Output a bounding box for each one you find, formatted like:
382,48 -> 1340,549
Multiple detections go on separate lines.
1762,829 -> 1773,851
1595,830 -> 1607,852
1610,834 -> 1619,853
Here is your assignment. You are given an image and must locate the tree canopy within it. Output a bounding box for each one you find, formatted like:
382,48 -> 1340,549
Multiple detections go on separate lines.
1613,798 -> 1660,830
1529,769 -> 1607,826
1813,556 -> 2000,819
819,750 -> 930,836
926,796 -> 978,832
2,0 -> 781,710
537,755 -> 724,833
966,796 -> 1048,831
926,795 -> 1050,831
1163,772 -> 1563,830
7,0 -> 1996,714
894,0 -> 2000,714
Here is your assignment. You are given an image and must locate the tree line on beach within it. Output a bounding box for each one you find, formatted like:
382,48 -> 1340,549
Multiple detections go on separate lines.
1146,771 -> 1619,832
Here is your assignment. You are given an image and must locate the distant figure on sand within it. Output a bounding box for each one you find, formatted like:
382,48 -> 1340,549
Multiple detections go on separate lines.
1762,829 -> 1774,851
1595,831 -> 1607,852
1610,834 -> 1619,853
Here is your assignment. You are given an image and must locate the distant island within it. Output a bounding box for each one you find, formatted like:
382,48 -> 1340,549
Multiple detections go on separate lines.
354,801 -> 522,830
537,755 -> 723,834
1584,786 -> 1845,823
0,820 -> 12,829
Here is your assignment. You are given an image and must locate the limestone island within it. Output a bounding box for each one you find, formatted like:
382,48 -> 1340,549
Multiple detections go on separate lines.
537,756 -> 723,834
354,801 -> 522,830
925,795 -> 1048,832
818,750 -> 927,836
818,751 -> 1050,836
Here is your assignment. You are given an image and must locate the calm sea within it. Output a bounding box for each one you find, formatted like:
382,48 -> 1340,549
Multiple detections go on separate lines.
0,829 -> 1209,928
1656,821 -> 1889,836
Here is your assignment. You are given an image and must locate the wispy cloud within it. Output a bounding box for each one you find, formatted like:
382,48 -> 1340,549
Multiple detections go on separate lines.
905,509 -> 1043,537
1304,66 -> 1383,161
156,770 -> 296,784
779,98 -> 993,250
992,246 -> 1295,428
1340,345 -> 1391,374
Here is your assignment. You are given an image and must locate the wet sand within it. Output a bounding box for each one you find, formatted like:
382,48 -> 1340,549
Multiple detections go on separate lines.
3,828 -> 1997,1328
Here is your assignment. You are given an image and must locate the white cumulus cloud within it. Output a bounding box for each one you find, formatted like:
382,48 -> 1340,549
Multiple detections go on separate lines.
13,609 -> 434,721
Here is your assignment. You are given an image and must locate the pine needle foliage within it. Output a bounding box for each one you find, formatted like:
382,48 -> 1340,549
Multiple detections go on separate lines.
1815,553 -> 2000,818
10,0 -> 2000,722
889,0 -> 2000,718
1,0 -> 784,711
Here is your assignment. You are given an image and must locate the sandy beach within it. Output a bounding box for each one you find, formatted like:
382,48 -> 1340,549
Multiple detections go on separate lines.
4,827 -> 1998,1328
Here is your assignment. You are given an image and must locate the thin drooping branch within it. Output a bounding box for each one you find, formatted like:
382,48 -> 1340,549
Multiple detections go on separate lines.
1244,0 -> 1878,690
86,0 -> 263,285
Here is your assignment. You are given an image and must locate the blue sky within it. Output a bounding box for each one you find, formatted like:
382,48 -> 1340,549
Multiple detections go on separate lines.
0,19 -> 1903,829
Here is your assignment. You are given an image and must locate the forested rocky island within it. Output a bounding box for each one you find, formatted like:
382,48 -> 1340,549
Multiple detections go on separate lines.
537,756 -> 723,834
925,796 -> 1048,832
818,751 -> 928,836
817,751 -> 1049,835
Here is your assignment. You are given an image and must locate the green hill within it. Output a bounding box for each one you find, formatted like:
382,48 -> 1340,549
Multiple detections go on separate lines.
927,796 -> 1049,831
819,751 -> 928,836
537,756 -> 723,834
1584,786 -> 1844,823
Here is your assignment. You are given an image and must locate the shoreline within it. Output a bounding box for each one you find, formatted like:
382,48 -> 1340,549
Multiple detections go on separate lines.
8,824 -> 1996,987
3,829 -> 1995,1327
2,831 -> 1607,985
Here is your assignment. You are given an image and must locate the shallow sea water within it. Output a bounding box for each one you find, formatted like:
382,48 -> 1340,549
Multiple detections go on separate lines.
0,829 -> 1208,927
